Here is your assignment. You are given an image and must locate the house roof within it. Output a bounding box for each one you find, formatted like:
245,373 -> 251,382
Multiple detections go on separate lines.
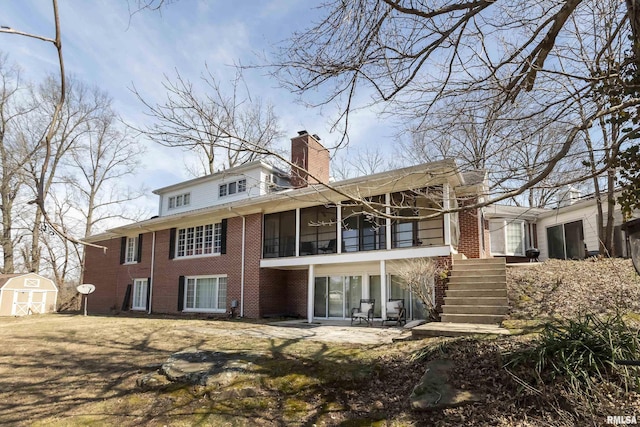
85,158 -> 478,242
152,160 -> 286,195
483,204 -> 549,221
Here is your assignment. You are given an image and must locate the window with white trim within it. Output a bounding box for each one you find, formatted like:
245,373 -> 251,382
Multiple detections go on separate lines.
489,220 -> 526,256
219,179 -> 247,198
168,193 -> 191,210
125,236 -> 138,263
176,223 -> 222,257
184,275 -> 227,312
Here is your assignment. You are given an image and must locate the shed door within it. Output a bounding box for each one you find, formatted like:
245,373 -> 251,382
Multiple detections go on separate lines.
12,291 -> 46,316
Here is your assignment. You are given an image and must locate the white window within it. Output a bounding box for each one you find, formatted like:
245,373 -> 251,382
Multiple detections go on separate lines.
184,275 -> 227,312
125,236 -> 138,263
489,220 -> 525,256
168,193 -> 191,210
219,179 -> 247,198
132,278 -> 148,310
176,223 -> 222,257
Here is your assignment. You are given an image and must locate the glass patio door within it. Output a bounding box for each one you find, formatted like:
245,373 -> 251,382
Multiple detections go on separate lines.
132,278 -> 148,311
313,276 -> 362,318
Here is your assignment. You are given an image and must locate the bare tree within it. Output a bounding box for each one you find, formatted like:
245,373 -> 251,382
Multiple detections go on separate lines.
0,0 -> 109,254
23,76 -> 113,272
65,108 -> 146,285
332,145 -> 393,180
275,0 -> 640,205
393,258 -> 446,321
0,56 -> 35,273
133,68 -> 283,176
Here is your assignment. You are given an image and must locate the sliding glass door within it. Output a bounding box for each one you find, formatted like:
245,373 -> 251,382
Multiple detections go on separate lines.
314,276 -> 362,318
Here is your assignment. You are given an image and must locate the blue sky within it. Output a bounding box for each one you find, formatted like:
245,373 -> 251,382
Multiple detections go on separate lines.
1,0 -> 393,215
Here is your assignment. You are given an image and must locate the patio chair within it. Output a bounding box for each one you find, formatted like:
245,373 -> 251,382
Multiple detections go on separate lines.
382,299 -> 406,326
351,299 -> 375,326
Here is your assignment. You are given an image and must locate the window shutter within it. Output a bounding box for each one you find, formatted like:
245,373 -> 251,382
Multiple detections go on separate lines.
177,276 -> 185,312
137,234 -> 143,262
119,237 -> 127,264
220,219 -> 228,254
121,284 -> 132,311
146,277 -> 151,311
169,228 -> 176,259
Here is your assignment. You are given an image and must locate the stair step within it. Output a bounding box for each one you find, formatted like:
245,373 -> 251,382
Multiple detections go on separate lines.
447,275 -> 506,284
446,289 -> 507,298
451,268 -> 506,276
442,305 -> 510,315
453,258 -> 505,266
440,313 -> 506,324
448,283 -> 507,291
444,297 -> 508,306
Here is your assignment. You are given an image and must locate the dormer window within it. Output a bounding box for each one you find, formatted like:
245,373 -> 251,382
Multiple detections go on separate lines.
169,193 -> 191,210
219,179 -> 247,198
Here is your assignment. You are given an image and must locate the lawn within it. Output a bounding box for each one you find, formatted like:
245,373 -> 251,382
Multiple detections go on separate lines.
2,259 -> 640,426
0,314 -> 433,426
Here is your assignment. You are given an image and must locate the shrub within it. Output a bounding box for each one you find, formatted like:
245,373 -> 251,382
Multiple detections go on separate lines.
503,312 -> 640,401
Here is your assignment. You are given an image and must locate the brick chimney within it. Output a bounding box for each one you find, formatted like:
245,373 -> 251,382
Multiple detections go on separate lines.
290,130 -> 330,188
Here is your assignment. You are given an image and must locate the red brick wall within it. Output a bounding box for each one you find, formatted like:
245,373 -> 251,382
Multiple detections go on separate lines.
457,197 -> 482,259
434,256 -> 452,312
290,132 -> 330,188
84,212 -> 312,319
284,270 -> 308,317
85,214 -> 263,317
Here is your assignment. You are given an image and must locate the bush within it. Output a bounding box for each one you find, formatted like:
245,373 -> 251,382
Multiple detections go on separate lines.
504,312 -> 640,401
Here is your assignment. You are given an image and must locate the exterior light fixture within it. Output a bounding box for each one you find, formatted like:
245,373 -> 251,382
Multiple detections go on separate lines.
622,218 -> 640,275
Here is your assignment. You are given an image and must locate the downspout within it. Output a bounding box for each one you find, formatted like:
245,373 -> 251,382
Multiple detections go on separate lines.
228,207 -> 246,318
240,215 -> 246,318
148,231 -> 156,315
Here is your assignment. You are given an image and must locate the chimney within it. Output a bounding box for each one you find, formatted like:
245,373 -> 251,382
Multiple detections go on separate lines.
290,130 -> 330,188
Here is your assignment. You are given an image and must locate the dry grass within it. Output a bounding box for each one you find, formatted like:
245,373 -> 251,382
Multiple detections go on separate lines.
0,314 -> 430,426
507,258 -> 640,320
2,259 -> 639,426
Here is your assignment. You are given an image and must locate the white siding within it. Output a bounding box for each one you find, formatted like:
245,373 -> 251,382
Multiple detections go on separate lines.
536,202 -> 623,260
158,166 -> 270,217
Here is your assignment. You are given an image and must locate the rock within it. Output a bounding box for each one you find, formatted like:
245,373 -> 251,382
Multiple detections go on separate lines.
136,372 -> 170,390
410,359 -> 483,410
159,348 -> 258,386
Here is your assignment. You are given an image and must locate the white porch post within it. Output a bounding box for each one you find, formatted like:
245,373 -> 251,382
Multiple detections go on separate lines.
443,183 -> 451,245
307,264 -> 315,323
385,193 -> 392,250
337,203 -> 342,254
380,260 -> 387,321
295,208 -> 300,256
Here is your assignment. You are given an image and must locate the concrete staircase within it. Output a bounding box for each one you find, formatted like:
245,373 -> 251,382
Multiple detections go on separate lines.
440,258 -> 508,325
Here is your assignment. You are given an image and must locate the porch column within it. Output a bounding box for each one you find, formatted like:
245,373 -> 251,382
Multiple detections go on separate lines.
295,208 -> 300,256
380,260 -> 387,321
336,203 -> 342,254
443,183 -> 451,245
307,264 -> 315,323
385,193 -> 392,250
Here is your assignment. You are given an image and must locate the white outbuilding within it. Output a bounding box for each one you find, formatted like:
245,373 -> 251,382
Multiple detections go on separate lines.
0,273 -> 58,316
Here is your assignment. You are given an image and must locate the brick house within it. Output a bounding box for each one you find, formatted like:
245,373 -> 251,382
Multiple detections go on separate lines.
84,131 -> 488,322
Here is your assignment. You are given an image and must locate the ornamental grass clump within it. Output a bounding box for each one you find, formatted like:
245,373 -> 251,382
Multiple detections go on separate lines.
504,312 -> 640,401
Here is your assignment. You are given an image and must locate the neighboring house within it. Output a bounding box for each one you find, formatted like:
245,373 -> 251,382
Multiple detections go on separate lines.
0,273 -> 58,316
84,131 -> 488,322
485,191 -> 635,262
